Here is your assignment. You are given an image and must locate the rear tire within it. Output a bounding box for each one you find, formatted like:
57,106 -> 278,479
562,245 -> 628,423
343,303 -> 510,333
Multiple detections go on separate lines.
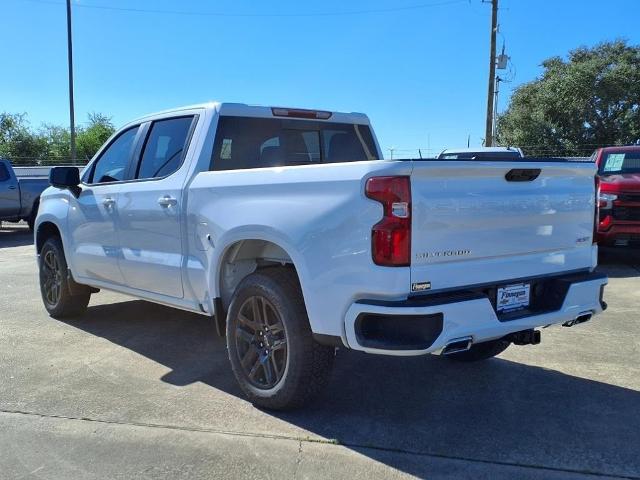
446,338 -> 510,362
39,237 -> 91,318
27,202 -> 39,232
226,267 -> 334,410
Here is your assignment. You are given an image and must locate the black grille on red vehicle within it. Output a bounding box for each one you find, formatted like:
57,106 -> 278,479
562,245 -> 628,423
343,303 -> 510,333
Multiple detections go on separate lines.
616,194 -> 640,202
613,206 -> 640,221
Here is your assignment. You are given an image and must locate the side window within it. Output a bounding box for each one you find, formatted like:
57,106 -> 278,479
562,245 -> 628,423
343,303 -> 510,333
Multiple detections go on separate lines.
0,163 -> 9,182
136,117 -> 194,180
90,127 -> 138,184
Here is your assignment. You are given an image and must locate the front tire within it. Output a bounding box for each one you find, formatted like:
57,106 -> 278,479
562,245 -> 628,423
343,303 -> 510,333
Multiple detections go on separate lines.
39,237 -> 90,318
226,268 -> 334,410
445,338 -> 510,362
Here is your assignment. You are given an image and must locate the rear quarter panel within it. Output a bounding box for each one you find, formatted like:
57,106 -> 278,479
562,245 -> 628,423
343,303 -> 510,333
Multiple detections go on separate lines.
186,160 -> 411,337
16,177 -> 49,217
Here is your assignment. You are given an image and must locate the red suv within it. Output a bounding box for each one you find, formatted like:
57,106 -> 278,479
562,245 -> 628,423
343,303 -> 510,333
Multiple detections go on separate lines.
594,146 -> 640,246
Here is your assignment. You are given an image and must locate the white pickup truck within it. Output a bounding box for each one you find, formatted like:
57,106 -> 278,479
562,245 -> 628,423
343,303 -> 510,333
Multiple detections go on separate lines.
35,103 -> 608,410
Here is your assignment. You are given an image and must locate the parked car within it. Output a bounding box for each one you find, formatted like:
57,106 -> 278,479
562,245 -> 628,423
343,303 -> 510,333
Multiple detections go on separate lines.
35,103 -> 607,410
0,158 -> 50,230
593,145 -> 640,247
437,146 -> 524,160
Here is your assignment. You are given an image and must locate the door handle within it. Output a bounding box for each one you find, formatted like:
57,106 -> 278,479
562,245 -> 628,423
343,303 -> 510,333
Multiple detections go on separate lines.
157,195 -> 177,207
8,185 -> 17,190
102,197 -> 116,207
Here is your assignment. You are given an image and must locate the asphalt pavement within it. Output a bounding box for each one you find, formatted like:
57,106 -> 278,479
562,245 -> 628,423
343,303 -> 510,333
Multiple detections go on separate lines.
1,223 -> 639,479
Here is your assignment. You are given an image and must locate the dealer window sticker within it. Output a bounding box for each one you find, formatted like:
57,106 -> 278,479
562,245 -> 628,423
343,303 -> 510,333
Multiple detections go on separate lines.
603,153 -> 625,172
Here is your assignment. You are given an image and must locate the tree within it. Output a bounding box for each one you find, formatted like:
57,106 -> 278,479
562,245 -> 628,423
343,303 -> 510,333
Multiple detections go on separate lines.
0,113 -> 47,165
0,112 -> 115,165
40,124 -> 71,164
497,40 -> 640,156
76,112 -> 115,161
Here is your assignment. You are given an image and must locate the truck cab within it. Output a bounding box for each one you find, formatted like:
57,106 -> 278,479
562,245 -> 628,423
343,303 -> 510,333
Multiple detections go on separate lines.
594,146 -> 640,247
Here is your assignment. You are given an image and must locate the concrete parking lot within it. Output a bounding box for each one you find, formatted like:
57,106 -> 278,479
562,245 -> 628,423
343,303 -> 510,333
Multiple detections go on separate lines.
1,223 -> 639,479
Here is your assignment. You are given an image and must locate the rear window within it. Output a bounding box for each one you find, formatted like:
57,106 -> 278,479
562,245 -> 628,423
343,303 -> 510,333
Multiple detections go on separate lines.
211,116 -> 378,171
599,151 -> 640,175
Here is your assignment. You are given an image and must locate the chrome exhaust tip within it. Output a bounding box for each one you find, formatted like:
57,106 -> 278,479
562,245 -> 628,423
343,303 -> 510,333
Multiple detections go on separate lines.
562,311 -> 593,327
442,336 -> 473,355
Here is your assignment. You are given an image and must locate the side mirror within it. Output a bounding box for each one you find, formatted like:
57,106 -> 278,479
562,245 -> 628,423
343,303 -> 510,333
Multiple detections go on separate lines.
49,167 -> 81,196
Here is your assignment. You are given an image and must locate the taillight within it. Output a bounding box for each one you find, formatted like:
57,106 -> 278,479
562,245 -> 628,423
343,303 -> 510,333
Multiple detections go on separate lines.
365,176 -> 411,266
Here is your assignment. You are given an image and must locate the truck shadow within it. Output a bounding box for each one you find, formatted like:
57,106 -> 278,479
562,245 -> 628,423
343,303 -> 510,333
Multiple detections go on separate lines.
598,247 -> 640,278
0,224 -> 33,248
58,299 -> 640,478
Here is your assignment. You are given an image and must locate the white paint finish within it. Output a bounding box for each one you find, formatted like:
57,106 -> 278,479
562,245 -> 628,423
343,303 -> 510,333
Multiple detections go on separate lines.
344,277 -> 607,356
36,102 -> 606,347
185,159 -> 412,336
116,178 -> 185,298
66,183 -> 125,285
410,161 -> 598,290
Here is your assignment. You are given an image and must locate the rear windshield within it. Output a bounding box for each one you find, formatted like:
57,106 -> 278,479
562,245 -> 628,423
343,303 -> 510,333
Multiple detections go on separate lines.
599,151 -> 640,175
438,151 -> 522,160
211,116 -> 378,171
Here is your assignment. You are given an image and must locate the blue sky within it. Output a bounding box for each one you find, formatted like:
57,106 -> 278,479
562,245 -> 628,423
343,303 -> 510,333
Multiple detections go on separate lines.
2,0 -> 640,157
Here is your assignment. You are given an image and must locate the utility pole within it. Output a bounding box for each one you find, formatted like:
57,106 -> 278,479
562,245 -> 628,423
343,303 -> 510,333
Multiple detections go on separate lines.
66,0 -> 76,165
493,75 -> 501,141
484,0 -> 498,147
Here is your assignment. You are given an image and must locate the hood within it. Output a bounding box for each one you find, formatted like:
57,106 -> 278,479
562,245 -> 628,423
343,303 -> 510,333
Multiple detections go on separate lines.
599,173 -> 640,192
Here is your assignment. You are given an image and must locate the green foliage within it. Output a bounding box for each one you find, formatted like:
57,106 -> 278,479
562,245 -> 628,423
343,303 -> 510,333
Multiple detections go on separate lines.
497,40 -> 640,156
0,112 -> 115,166
76,113 -> 115,162
0,113 -> 47,164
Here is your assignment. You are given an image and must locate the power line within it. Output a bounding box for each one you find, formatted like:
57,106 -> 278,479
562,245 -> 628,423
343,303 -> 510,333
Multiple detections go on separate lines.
19,0 -> 468,18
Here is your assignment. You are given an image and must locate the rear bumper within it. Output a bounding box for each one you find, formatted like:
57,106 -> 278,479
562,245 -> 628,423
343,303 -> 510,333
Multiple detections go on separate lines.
598,223 -> 640,246
344,271 -> 607,356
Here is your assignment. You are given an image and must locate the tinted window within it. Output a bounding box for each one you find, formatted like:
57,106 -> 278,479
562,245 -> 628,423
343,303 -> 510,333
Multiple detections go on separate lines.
211,117 -> 377,171
599,151 -> 640,175
0,162 -> 9,182
137,117 -> 194,179
90,127 -> 138,183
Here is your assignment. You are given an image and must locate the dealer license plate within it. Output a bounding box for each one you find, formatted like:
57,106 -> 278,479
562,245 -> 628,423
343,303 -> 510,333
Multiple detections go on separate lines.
496,283 -> 530,312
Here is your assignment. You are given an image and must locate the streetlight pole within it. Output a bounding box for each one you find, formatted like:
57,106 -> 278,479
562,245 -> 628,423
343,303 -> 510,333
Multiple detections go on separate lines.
66,0 -> 76,165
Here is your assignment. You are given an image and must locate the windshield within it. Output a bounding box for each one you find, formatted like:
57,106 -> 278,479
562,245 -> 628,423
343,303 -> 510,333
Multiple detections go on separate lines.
599,151 -> 640,175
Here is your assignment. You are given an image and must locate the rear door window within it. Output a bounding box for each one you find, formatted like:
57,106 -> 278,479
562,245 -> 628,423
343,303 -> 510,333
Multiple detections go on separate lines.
136,116 -> 195,180
211,116 -> 377,171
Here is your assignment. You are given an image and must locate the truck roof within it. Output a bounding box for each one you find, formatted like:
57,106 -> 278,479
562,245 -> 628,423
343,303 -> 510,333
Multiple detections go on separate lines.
131,102 -> 371,126
439,146 -> 523,155
599,145 -> 640,152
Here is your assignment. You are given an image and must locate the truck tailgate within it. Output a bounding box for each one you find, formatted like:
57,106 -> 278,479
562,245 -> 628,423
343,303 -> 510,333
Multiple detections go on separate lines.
409,160 -> 597,292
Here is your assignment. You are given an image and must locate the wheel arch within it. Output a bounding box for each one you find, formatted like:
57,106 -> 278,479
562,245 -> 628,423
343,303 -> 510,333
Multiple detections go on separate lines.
36,221 -> 62,254
211,234 -> 308,337
216,238 -> 299,310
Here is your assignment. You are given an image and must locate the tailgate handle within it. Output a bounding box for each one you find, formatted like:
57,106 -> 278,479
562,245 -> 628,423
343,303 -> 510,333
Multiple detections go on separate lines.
505,168 -> 541,182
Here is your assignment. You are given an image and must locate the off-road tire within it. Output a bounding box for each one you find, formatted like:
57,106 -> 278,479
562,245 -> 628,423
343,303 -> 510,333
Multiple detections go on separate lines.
446,338 -> 510,362
39,236 -> 91,318
226,267 -> 334,410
